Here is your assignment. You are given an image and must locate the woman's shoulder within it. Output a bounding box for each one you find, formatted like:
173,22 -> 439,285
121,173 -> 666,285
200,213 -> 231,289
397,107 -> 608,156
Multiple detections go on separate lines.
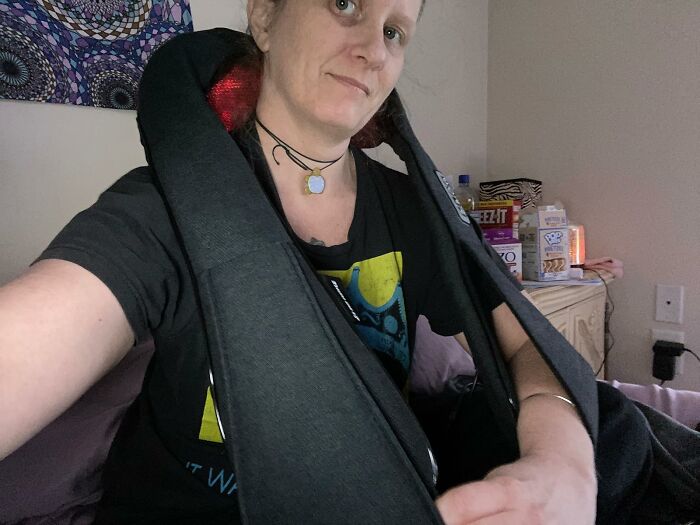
97,166 -> 170,217
107,166 -> 158,194
353,148 -> 417,198
59,166 -> 177,258
354,148 -> 408,179
355,148 -> 428,211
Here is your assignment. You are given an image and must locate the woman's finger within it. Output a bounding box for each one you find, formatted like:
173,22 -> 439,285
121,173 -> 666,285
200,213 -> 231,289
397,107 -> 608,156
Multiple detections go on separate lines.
470,509 -> 537,525
436,478 -> 523,524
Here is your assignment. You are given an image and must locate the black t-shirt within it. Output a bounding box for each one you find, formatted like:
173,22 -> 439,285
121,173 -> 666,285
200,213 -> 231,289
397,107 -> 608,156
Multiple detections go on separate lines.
37,126 -> 502,522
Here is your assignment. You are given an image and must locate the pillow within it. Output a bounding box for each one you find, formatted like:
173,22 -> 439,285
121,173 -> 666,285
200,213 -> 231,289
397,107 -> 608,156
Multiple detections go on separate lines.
409,315 -> 475,395
609,380 -> 700,431
0,341 -> 154,524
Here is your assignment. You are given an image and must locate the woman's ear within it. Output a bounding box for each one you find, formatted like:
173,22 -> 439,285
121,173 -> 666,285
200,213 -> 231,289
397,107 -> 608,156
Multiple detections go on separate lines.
247,0 -> 276,53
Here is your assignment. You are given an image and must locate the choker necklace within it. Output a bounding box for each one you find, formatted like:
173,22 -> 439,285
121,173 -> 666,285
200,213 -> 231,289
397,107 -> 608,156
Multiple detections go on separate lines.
255,117 -> 345,195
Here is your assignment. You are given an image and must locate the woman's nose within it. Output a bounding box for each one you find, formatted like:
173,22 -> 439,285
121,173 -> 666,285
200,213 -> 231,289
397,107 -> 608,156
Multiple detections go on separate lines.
352,25 -> 387,69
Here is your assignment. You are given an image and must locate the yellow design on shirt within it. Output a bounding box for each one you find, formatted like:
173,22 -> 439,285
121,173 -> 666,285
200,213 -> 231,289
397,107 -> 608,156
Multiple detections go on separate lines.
198,386 -> 224,443
318,252 -> 403,307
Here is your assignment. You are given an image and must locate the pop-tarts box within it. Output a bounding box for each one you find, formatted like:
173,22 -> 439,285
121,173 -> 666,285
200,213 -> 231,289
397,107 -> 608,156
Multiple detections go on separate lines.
521,206 -> 569,281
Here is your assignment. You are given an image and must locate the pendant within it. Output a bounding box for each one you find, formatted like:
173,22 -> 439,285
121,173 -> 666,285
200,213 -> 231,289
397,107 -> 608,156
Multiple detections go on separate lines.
304,168 -> 325,195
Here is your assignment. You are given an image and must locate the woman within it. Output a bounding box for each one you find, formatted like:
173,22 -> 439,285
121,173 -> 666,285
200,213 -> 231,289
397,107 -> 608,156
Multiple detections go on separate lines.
0,0 -> 599,522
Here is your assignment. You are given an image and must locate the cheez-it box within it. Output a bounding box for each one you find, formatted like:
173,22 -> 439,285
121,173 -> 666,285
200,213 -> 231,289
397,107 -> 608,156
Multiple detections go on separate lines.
469,199 -> 521,241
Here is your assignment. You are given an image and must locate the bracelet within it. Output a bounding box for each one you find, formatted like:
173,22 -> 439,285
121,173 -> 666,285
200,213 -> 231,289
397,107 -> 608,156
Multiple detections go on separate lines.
520,392 -> 576,409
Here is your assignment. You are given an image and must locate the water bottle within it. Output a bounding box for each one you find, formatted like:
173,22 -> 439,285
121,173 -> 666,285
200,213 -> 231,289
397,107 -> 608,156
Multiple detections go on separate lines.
455,174 -> 477,212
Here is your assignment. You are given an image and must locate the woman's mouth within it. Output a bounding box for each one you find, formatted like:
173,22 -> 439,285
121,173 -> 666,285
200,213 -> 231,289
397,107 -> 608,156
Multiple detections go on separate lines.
329,74 -> 369,96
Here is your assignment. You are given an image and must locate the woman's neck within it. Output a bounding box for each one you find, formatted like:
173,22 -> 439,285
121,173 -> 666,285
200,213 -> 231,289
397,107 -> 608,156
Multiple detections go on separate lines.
256,125 -> 356,197
254,84 -> 352,161
254,103 -> 355,197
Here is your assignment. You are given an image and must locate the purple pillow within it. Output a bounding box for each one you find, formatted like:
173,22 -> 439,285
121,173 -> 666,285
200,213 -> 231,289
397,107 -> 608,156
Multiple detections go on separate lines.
609,380 -> 700,431
410,315 -> 474,394
0,341 -> 153,524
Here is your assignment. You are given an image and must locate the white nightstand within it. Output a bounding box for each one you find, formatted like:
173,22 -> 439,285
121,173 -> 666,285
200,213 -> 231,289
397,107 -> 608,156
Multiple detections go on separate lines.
524,271 -> 613,379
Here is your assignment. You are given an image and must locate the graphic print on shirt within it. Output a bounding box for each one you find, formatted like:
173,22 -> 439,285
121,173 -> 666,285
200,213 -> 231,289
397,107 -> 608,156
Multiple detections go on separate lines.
319,251 -> 408,371
191,386 -> 236,495
199,386 -> 223,443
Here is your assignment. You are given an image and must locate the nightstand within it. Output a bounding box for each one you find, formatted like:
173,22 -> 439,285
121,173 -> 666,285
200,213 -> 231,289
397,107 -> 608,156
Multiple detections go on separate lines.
524,271 -> 612,379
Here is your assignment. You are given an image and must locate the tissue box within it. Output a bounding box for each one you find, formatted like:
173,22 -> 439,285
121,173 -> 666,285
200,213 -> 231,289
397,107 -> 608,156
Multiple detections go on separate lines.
521,207 -> 569,281
479,178 -> 542,210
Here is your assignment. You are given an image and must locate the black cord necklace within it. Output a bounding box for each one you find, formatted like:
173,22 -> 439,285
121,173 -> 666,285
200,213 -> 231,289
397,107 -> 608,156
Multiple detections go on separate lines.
255,117 -> 345,195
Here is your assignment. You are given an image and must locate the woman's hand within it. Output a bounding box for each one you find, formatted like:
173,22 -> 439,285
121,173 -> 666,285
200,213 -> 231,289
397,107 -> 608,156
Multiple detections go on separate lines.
435,451 -> 597,525
442,304 -> 598,523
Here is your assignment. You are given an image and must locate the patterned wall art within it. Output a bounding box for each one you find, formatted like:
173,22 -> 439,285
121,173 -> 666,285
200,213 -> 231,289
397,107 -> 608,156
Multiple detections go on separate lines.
0,1 -> 193,109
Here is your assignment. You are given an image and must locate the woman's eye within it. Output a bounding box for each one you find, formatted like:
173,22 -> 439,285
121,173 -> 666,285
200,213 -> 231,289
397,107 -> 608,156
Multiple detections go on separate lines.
334,0 -> 357,15
384,26 -> 402,43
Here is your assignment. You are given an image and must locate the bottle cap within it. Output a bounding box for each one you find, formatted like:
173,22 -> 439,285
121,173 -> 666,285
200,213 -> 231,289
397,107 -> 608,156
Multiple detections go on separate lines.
458,174 -> 470,184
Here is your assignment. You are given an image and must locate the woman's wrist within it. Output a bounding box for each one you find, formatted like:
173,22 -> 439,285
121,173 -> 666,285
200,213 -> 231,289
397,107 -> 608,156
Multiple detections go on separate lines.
516,393 -> 595,474
520,391 -> 576,409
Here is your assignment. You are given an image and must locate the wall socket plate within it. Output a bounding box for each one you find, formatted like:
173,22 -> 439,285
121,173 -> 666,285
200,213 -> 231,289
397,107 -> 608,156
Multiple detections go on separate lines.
650,328 -> 685,345
655,284 -> 684,324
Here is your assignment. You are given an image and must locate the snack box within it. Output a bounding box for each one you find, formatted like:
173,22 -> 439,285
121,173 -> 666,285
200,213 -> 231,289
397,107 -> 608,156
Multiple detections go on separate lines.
521,206 -> 569,281
469,199 -> 521,241
489,238 -> 522,282
479,178 -> 542,210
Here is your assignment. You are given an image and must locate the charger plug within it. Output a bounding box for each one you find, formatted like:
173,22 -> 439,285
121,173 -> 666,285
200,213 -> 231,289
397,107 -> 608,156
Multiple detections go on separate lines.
652,340 -> 685,381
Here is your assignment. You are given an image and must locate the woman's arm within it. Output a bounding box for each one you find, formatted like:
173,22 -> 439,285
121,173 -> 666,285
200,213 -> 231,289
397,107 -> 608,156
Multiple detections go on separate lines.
437,303 -> 597,524
0,259 -> 134,460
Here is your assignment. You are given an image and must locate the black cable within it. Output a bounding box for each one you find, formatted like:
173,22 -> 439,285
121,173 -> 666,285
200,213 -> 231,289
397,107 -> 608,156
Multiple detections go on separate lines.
659,380 -> 666,386
590,269 -> 615,377
685,348 -> 700,365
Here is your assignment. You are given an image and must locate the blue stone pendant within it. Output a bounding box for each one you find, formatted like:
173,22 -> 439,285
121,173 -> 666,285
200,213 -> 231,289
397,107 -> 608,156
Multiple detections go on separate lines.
305,168 -> 325,194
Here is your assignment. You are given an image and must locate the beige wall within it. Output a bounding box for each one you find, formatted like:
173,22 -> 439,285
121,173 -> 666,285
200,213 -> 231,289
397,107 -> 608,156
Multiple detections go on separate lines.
0,0 -> 488,285
488,0 -> 700,390
3,1 -> 696,390
374,0 -> 489,180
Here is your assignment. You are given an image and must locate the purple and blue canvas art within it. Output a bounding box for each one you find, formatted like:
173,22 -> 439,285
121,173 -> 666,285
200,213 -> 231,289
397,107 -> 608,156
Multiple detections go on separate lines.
0,1 -> 193,109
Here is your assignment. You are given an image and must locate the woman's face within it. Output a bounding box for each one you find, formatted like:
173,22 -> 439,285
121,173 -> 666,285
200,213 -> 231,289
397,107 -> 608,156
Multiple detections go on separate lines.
251,0 -> 422,139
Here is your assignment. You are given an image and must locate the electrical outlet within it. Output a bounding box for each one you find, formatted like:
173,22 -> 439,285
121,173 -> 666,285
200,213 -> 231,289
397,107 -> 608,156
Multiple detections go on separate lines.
650,328 -> 685,345
655,284 -> 684,324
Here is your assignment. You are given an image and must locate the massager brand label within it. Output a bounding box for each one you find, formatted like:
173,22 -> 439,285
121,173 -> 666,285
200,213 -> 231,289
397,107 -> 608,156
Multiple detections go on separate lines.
435,170 -> 471,226
328,276 -> 361,323
318,251 -> 409,371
